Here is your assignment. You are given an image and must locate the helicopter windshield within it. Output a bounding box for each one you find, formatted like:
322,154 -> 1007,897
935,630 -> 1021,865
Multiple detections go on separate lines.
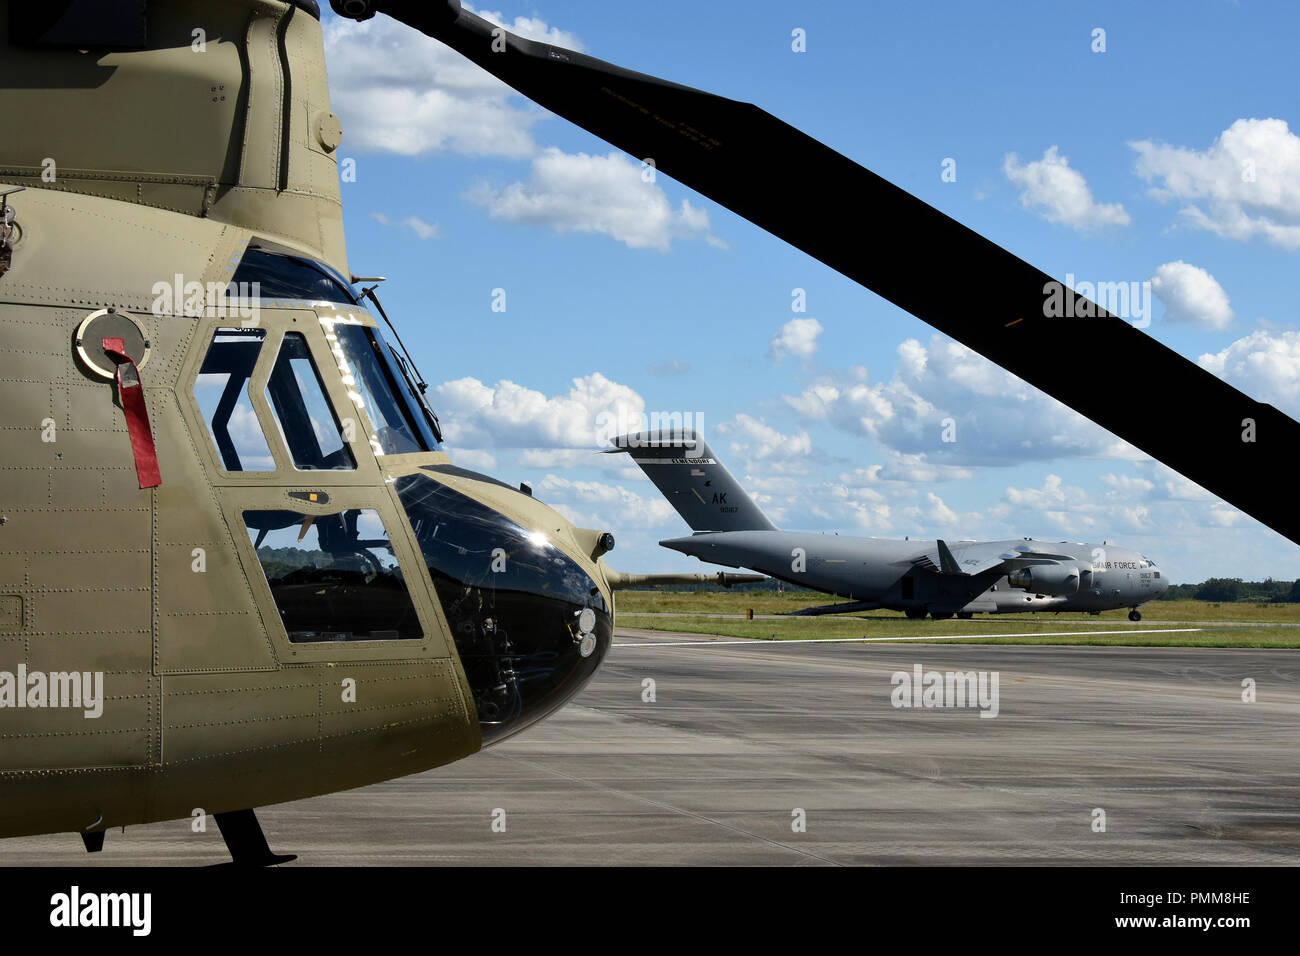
327,322 -> 442,455
228,246 -> 442,456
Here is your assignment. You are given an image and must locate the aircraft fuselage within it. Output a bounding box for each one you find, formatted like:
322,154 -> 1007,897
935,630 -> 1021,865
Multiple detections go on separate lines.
660,532 -> 1168,615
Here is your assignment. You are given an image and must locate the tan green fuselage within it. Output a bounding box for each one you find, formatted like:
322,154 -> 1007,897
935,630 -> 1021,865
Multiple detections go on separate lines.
0,0 -> 618,840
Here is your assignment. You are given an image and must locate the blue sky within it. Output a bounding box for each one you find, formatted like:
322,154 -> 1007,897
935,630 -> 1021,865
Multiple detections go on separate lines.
321,0 -> 1300,583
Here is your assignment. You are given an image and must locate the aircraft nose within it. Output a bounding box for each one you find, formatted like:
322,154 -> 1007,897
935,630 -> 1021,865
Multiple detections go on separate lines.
395,475 -> 612,747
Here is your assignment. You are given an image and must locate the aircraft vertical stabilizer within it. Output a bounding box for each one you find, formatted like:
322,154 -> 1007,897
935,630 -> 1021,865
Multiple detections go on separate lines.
609,431 -> 777,532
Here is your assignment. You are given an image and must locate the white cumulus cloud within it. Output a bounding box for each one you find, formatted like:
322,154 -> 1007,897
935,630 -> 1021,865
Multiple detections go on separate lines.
434,372 -> 646,449
371,212 -> 439,240
466,148 -> 724,251
784,335 -> 1141,467
1150,260 -> 1233,330
648,359 -> 691,377
717,414 -> 812,462
537,475 -> 676,529
925,492 -> 960,526
1003,145 -> 1131,230
769,317 -> 823,361
325,11 -> 727,253
1197,330 -> 1300,417
322,7 -> 580,158
447,448 -> 497,471
841,452 -> 973,484
1132,118 -> 1300,249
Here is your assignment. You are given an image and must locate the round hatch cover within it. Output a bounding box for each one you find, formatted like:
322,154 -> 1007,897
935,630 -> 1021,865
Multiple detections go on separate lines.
74,309 -> 151,380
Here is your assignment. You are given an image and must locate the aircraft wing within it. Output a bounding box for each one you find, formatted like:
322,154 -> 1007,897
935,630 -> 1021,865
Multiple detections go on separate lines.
916,540 -> 1078,577
791,600 -> 882,617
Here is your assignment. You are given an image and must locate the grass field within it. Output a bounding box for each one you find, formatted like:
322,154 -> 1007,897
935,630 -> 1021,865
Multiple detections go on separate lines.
613,592 -> 1300,648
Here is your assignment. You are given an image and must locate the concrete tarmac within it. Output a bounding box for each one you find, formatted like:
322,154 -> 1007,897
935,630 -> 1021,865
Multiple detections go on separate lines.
3,630 -> 1298,865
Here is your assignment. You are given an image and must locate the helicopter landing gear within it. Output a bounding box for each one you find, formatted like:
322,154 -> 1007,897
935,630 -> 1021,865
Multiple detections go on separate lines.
1128,609 -> 1142,622
213,809 -> 296,867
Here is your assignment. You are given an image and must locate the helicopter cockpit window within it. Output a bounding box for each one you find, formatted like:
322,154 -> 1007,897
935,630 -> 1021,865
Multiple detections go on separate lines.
328,323 -> 441,455
194,328 -> 275,472
230,248 -> 357,304
265,333 -> 356,471
243,508 -> 421,642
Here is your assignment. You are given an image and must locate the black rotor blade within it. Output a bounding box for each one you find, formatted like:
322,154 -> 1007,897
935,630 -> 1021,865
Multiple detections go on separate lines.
335,0 -> 1300,547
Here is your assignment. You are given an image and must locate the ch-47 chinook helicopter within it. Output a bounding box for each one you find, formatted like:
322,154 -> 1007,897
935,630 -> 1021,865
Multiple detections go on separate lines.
0,0 -> 766,865
1,0 -> 1296,865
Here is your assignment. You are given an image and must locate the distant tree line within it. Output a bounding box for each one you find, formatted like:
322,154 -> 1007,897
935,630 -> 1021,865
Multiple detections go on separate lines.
1156,577 -> 1300,603
635,576 -> 1300,603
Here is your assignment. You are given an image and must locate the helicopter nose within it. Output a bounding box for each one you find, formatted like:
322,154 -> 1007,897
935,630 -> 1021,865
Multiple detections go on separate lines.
395,474 -> 612,747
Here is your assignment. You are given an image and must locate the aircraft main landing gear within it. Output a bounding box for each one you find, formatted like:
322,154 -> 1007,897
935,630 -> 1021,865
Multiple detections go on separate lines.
1128,609 -> 1142,622
905,608 -> 926,619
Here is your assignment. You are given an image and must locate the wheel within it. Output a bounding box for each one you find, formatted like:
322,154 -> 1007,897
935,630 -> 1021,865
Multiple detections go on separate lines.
905,607 -> 926,619
956,611 -> 973,619
1128,609 -> 1141,622
930,611 -> 953,620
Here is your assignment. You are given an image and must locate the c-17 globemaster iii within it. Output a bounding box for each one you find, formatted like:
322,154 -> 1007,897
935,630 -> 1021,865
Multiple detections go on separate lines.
614,431 -> 1169,621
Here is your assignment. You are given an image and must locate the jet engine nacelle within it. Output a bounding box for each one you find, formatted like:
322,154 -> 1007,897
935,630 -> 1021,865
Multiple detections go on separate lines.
1007,563 -> 1079,597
